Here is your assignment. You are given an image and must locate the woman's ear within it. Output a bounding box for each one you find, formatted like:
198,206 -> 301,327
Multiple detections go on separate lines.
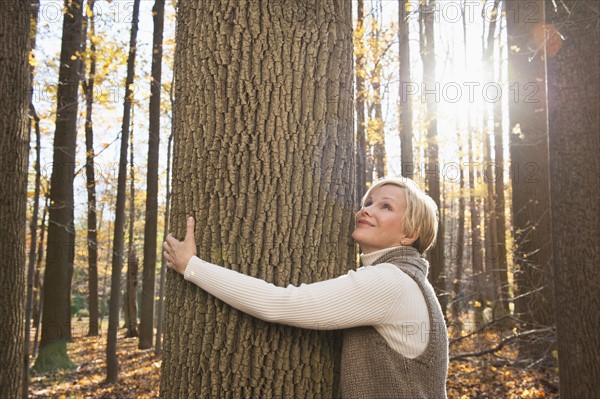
401,232 -> 419,246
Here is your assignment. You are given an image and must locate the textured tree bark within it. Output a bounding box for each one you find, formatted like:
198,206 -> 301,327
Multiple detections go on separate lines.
506,0 -> 554,362
0,1 -> 31,397
160,1 -> 355,397
546,1 -> 600,395
140,0 -> 166,351
35,0 -> 83,372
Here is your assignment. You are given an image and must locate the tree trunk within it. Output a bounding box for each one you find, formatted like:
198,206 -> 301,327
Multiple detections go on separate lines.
155,131 -> 173,356
451,126 -> 466,332
35,0 -> 83,372
482,0 -> 505,319
398,0 -> 413,179
24,103 -> 41,398
24,3 -> 40,396
0,1 -> 32,397
469,166 -> 485,326
140,0 -> 166,350
125,115 -> 138,338
506,0 -> 554,363
106,0 -> 140,383
32,197 -> 49,360
160,1 -> 355,397
369,2 -> 385,180
81,0 -> 99,337
420,0 -> 446,314
546,1 -> 600,395
493,4 -> 510,319
355,0 -> 367,200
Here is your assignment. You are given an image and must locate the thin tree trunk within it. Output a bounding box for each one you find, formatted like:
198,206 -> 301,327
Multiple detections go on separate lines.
125,113 -> 138,338
23,2 -> 41,394
468,134 -> 485,326
546,1 -> 600,395
398,0 -> 413,179
371,1 -> 386,180
160,1 -> 354,396
420,0 -> 446,314
0,1 -> 32,396
32,197 -> 49,360
481,0 -> 504,319
24,102 -> 41,398
355,0 -> 367,200
81,0 -> 99,337
155,130 -> 173,356
106,0 -> 140,383
140,0 -> 166,350
493,1 -> 510,319
35,0 -> 83,372
452,125 -> 466,332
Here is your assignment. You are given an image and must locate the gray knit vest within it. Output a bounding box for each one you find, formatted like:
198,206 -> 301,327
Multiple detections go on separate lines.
340,246 -> 448,399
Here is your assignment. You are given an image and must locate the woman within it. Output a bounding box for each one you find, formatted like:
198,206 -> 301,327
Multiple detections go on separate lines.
163,176 -> 448,398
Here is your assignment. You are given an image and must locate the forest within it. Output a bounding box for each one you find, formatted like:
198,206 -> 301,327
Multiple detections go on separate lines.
0,0 -> 598,398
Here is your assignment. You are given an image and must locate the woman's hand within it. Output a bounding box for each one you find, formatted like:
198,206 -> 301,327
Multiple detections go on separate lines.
162,216 -> 197,275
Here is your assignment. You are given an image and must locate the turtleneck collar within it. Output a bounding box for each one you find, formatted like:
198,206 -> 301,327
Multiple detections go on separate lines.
360,246 -> 405,266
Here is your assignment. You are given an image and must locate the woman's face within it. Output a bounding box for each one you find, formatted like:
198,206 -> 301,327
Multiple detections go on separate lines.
351,184 -> 413,254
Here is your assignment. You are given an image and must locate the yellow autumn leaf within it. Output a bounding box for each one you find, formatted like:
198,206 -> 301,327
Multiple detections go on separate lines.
474,300 -> 482,308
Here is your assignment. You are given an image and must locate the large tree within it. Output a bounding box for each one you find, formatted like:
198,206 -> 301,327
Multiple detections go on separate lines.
0,1 -> 32,397
160,1 -> 355,397
545,0 -> 600,396
506,0 -> 554,362
34,0 -> 83,372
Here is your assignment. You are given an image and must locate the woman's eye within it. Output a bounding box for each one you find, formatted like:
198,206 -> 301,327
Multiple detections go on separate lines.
383,204 -> 392,210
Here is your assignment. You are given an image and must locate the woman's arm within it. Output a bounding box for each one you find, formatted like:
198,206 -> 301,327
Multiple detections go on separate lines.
183,255 -> 406,330
163,217 -> 406,330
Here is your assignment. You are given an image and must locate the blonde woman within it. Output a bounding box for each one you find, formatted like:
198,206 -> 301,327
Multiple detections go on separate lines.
163,177 -> 448,398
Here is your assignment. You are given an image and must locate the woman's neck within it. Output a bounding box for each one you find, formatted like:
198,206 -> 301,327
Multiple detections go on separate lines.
360,246 -> 404,266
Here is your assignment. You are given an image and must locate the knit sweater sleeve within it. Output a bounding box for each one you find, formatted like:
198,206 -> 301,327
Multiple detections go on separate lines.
183,256 -> 405,330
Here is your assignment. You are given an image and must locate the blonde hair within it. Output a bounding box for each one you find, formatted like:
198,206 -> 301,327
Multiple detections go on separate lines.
360,176 -> 439,254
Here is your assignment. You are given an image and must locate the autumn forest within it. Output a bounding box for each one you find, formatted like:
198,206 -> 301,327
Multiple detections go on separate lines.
1,0 -> 599,398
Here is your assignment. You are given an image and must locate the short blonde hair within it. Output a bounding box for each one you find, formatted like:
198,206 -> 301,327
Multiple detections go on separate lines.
360,176 -> 439,254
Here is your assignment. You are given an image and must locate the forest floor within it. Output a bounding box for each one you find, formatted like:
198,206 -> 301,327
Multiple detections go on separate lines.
29,324 -> 559,399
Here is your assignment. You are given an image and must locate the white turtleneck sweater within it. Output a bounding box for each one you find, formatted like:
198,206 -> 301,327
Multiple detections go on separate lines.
183,246 -> 430,358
